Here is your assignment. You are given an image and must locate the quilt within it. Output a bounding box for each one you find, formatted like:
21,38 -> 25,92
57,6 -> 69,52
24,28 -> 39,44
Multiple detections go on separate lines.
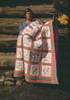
14,19 -> 59,84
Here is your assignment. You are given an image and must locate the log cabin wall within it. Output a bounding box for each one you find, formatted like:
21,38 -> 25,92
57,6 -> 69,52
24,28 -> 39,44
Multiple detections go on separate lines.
0,0 -> 69,69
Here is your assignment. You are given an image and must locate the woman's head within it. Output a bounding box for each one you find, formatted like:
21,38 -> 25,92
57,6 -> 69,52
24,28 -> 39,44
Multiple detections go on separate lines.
24,8 -> 34,20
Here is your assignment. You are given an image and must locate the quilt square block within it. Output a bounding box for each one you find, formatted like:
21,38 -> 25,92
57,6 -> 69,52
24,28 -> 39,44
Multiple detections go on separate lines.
34,39 -> 42,50
23,25 -> 37,37
30,64 -> 39,76
42,52 -> 52,64
31,51 -> 41,62
23,35 -> 32,48
16,48 -> 22,58
23,49 -> 30,61
42,65 -> 51,77
15,60 -> 23,71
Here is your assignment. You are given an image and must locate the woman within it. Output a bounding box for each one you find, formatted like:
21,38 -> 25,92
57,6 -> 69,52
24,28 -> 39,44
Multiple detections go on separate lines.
14,8 -> 59,85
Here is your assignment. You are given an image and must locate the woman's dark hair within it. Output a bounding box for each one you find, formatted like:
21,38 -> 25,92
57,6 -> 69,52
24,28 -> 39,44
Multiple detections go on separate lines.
24,8 -> 34,17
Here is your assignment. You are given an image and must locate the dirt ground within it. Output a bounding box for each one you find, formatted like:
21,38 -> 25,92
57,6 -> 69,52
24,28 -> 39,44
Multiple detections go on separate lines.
0,82 -> 70,100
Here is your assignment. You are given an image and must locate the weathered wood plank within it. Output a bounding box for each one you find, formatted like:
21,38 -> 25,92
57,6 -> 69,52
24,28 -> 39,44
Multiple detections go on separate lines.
0,53 -> 15,68
0,26 -> 18,33
0,38 -> 17,52
0,56 -> 15,68
0,34 -> 17,38
0,5 -> 60,16
0,53 -> 15,56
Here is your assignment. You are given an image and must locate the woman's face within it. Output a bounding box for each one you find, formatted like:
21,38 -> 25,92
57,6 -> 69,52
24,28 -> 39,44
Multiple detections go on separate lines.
26,11 -> 32,20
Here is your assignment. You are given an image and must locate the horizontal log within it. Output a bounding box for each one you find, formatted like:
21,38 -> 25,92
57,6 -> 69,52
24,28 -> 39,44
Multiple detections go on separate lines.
0,38 -> 17,52
0,53 -> 15,68
0,5 -> 60,16
0,26 -> 18,33
0,53 -> 15,56
0,55 -> 15,68
0,34 -> 17,38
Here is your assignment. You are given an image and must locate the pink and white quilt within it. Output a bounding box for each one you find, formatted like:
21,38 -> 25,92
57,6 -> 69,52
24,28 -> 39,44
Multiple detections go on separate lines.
14,20 -> 59,84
